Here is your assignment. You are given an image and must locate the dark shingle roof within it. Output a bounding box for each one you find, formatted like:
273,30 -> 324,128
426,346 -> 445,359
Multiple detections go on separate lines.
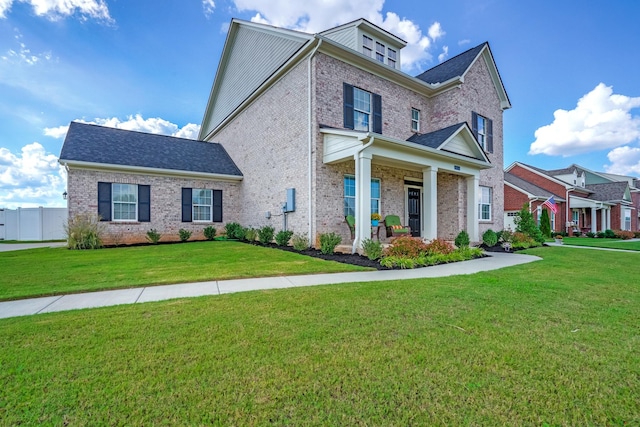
406,123 -> 465,149
415,42 -> 487,84
585,182 -> 629,202
59,122 -> 242,177
504,172 -> 562,200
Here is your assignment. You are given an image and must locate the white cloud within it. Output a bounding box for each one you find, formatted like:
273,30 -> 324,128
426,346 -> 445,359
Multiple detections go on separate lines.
2,29 -> 53,65
438,46 -> 449,63
231,0 -> 443,71
529,83 -> 640,157
458,39 -> 471,46
0,142 -> 66,208
44,115 -> 201,140
0,0 -> 112,22
605,146 -> 640,176
203,0 -> 215,18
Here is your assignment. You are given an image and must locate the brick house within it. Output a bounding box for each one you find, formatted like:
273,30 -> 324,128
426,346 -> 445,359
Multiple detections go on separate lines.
505,162 -> 639,234
60,18 -> 511,248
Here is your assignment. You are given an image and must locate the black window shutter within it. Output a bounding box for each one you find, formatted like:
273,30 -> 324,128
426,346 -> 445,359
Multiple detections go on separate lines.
138,185 -> 150,222
372,93 -> 382,134
181,188 -> 192,222
471,111 -> 479,140
212,190 -> 223,222
343,83 -> 354,130
486,118 -> 493,153
97,182 -> 111,221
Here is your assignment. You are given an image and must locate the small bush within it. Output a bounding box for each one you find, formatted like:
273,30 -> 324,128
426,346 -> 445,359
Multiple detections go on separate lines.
361,238 -> 383,260
203,226 -> 217,241
244,228 -> 258,242
425,238 -> 455,255
587,231 -> 597,238
454,230 -> 470,248
319,232 -> 342,255
146,229 -> 161,244
178,229 -> 192,242
615,230 -> 635,240
573,230 -> 582,237
604,229 -> 616,239
634,231 -> 640,239
275,230 -> 294,246
258,226 -> 275,244
482,229 -> 498,247
65,213 -> 105,250
384,236 -> 428,258
291,233 -> 309,251
224,222 -> 243,239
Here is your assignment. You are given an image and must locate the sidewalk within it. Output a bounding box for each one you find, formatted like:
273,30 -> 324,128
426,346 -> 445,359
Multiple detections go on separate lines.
0,252 -> 540,319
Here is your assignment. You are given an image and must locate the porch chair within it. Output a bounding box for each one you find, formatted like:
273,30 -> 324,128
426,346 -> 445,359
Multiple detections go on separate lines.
384,215 -> 411,238
345,215 -> 355,240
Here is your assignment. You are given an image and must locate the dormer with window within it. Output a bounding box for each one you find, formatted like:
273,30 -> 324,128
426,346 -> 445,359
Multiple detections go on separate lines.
320,18 -> 406,70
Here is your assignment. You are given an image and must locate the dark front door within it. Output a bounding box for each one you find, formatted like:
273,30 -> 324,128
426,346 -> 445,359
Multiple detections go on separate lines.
408,188 -> 421,237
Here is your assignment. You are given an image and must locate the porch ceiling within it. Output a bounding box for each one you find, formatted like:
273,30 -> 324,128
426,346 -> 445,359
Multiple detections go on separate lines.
569,196 -> 613,209
321,127 -> 492,176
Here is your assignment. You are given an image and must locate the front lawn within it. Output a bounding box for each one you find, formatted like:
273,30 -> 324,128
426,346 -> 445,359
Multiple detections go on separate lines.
560,237 -> 640,251
0,241 -> 371,300
1,247 -> 638,424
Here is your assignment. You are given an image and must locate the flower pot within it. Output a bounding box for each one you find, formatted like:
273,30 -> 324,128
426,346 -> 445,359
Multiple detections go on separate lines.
555,239 -> 563,244
371,220 -> 379,227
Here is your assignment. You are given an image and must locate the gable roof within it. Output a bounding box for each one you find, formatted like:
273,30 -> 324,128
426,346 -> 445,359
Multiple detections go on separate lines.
406,122 -> 489,163
416,43 -> 486,84
504,172 -> 562,200
586,181 -> 631,203
59,122 -> 243,179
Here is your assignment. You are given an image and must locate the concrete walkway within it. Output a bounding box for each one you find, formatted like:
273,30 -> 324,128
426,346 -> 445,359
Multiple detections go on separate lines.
0,252 -> 540,319
0,242 -> 66,252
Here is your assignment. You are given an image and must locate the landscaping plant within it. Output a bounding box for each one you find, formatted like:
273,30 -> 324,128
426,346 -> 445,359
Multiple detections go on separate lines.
258,226 -> 275,245
244,228 -> 258,243
291,233 -> 309,251
539,208 -> 551,238
361,238 -> 383,260
454,230 -> 470,248
178,229 -> 192,242
514,203 -> 545,244
146,229 -> 161,244
224,222 -> 243,240
64,213 -> 105,250
482,229 -> 498,247
319,232 -> 341,255
275,230 -> 294,246
203,226 -> 217,241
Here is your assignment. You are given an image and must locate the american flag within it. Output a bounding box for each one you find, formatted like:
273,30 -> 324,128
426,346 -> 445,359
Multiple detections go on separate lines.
542,196 -> 558,214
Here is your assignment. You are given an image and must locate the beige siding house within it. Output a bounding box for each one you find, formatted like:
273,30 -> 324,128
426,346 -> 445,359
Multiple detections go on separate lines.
60,18 -> 511,248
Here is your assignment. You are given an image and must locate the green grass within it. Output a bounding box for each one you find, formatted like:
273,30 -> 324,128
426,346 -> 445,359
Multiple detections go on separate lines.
0,241 -> 370,301
560,237 -> 640,251
1,247 -> 638,425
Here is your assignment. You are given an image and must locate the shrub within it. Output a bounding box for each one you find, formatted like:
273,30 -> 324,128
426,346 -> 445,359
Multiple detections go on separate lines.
634,231 -> 640,239
482,229 -> 498,247
361,238 -> 383,260
258,226 -> 275,244
203,226 -> 217,240
615,230 -> 635,240
514,203 -> 545,244
178,229 -> 192,242
573,230 -> 582,237
593,231 -> 602,238
604,229 -> 616,239
425,238 -> 455,255
244,228 -> 258,242
275,230 -> 294,246
291,233 -> 309,251
511,231 -> 540,249
539,208 -> 551,238
384,236 -> 428,258
454,230 -> 470,248
319,232 -> 342,255
64,213 -> 105,250
146,229 -> 161,244
224,222 -> 243,239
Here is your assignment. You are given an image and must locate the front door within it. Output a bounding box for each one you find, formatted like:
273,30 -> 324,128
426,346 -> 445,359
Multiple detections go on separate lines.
408,188 -> 421,237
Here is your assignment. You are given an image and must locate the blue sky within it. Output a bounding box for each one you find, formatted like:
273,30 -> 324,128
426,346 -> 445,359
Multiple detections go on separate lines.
1,0 -> 639,208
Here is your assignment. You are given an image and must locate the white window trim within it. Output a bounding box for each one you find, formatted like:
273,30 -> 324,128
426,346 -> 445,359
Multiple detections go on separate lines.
353,87 -> 372,132
362,35 -> 373,58
411,108 -> 420,132
192,188 -> 213,222
375,41 -> 385,63
344,175 -> 381,217
478,186 -> 492,221
476,115 -> 487,149
112,183 -> 138,222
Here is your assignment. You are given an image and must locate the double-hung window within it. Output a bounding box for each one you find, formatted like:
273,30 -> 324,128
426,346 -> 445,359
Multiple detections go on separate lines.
182,188 -> 222,223
411,108 -> 420,132
472,112 -> 493,153
192,189 -> 213,222
362,35 -> 373,57
344,175 -> 381,217
623,208 -> 631,230
375,42 -> 385,63
478,186 -> 492,221
388,48 -> 397,68
343,83 -> 382,133
98,182 -> 150,222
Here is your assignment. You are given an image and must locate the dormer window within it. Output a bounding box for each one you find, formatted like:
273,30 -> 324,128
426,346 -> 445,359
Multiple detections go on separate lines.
388,48 -> 397,68
363,35 -> 373,58
376,42 -> 385,63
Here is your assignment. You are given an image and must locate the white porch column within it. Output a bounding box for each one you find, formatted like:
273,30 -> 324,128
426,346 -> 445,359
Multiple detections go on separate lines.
591,207 -> 597,233
422,167 -> 438,240
353,151 -> 372,251
466,174 -> 480,242
601,208 -> 606,231
606,208 -> 611,230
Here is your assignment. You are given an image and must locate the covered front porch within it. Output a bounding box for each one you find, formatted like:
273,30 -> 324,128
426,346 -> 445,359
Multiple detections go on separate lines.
322,124 -> 492,251
569,196 -> 612,234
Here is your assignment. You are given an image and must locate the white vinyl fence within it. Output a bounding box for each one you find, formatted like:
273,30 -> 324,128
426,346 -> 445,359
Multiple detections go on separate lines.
0,207 -> 67,241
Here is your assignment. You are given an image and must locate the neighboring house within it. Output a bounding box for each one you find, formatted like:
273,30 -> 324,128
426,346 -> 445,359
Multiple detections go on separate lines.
505,162 -> 639,234
60,18 -> 511,248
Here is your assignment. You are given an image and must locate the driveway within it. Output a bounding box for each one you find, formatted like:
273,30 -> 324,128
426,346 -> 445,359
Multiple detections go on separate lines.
0,242 -> 66,252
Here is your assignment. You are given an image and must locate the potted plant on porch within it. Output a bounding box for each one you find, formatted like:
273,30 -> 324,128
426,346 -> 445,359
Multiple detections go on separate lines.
554,233 -> 564,244
371,213 -> 381,227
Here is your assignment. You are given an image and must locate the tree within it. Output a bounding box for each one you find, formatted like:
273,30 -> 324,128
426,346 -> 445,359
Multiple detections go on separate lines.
539,208 -> 551,238
514,203 -> 545,244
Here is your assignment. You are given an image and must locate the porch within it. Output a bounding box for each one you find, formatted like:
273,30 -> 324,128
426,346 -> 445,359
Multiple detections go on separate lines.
569,196 -> 612,234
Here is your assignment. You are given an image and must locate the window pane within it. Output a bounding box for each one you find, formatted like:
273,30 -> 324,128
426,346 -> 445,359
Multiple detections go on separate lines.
354,111 -> 369,131
388,48 -> 397,60
344,198 -> 355,217
371,179 -> 380,199
353,88 -> 371,112
363,35 -> 373,49
344,176 -> 355,197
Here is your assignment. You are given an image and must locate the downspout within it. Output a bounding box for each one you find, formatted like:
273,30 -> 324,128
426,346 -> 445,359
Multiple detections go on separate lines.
308,39 -> 322,246
352,135 -> 375,254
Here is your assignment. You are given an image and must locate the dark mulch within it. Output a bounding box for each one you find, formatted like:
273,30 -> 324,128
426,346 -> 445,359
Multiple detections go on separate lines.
258,242 -> 391,270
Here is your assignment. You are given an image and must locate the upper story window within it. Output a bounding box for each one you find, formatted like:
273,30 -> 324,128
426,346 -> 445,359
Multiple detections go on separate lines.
388,48 -> 397,68
411,108 -> 420,132
472,112 -> 493,153
362,35 -> 373,58
343,83 -> 382,134
375,42 -> 385,63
